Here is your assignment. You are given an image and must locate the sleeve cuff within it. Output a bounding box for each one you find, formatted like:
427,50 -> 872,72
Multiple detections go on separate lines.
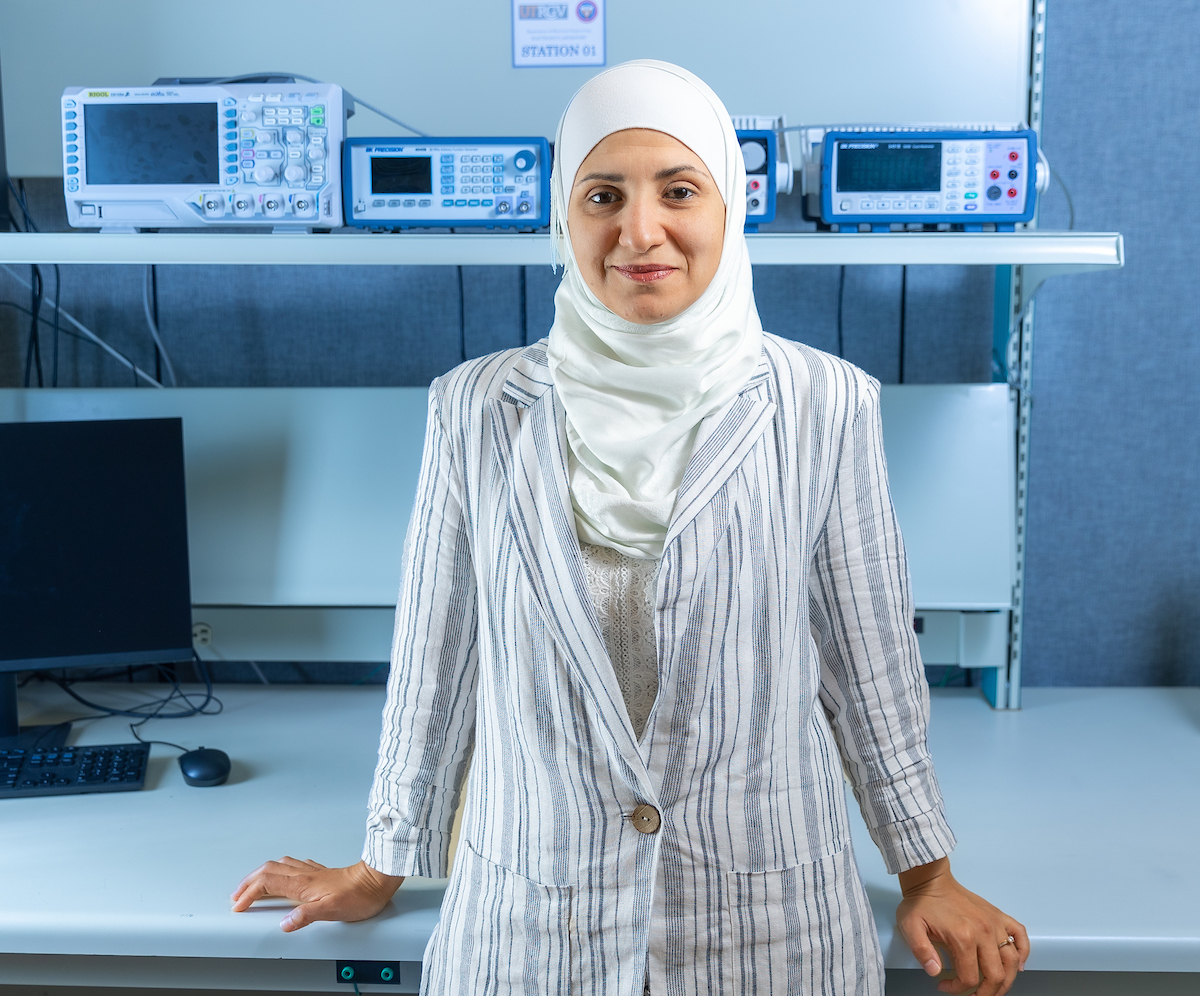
362,826 -> 452,879
868,807 -> 957,875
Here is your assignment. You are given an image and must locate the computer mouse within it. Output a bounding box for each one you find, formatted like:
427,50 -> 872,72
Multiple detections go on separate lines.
178,747 -> 231,787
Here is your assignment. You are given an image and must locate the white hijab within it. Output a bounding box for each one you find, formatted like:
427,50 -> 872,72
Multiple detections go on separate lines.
546,60 -> 763,560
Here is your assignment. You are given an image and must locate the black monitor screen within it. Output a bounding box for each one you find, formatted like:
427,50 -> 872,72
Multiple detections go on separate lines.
836,141 -> 942,192
84,102 -> 219,185
371,156 -> 432,194
0,418 -> 193,671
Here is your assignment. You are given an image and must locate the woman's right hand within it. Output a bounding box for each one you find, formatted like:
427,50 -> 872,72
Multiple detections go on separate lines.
231,856 -> 405,931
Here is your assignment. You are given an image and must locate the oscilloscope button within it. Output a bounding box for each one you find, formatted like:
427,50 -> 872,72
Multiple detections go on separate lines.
64,110 -> 76,119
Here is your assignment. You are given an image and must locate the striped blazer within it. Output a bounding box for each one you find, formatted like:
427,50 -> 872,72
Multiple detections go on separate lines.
364,333 -> 956,996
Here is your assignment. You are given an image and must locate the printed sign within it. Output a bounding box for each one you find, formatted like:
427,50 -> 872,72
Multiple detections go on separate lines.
512,1 -> 605,68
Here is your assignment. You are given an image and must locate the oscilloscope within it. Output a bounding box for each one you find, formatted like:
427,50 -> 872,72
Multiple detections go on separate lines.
61,81 -> 344,230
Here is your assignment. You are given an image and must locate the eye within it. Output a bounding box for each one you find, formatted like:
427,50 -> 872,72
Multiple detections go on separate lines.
664,185 -> 696,200
586,189 -> 618,205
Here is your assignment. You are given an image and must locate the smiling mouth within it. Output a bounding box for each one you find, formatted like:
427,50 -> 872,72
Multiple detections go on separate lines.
612,264 -> 677,284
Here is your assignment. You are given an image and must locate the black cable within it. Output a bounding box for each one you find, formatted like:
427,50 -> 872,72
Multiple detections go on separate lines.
129,726 -> 190,753
6,179 -> 63,388
1051,168 -> 1075,231
45,657 -> 222,723
150,265 -> 162,383
51,265 -> 61,387
23,263 -> 44,387
898,265 -> 908,384
835,265 -> 846,358
457,266 -> 467,363
0,301 -> 148,379
208,72 -> 425,136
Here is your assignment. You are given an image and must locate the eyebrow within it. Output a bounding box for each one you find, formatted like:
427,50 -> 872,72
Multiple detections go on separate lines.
574,164 -> 705,186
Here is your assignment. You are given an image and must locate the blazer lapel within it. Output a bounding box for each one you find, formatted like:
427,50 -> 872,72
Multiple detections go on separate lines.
488,358 -> 655,793
662,358 -> 777,554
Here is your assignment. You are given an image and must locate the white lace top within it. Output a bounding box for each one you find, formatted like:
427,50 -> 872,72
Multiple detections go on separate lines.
579,542 -> 660,740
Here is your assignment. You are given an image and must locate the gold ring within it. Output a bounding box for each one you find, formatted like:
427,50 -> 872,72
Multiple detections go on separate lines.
998,935 -> 1016,950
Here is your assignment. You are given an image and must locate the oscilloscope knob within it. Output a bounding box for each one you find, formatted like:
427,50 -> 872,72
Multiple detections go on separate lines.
283,164 -> 307,185
253,163 -> 278,185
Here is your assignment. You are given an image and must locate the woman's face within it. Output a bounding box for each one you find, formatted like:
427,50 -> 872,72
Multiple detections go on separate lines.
567,128 -> 726,325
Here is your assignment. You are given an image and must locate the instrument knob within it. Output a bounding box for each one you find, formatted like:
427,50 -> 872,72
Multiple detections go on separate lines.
306,144 -> 325,162
253,162 -> 278,184
240,109 -> 258,123
283,164 -> 307,184
285,128 -> 304,146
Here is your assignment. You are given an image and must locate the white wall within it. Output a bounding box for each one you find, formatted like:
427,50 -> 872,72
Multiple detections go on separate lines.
1,0 -> 1030,177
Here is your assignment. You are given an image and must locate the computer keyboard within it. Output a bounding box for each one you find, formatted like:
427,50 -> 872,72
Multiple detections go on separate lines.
0,743 -> 150,799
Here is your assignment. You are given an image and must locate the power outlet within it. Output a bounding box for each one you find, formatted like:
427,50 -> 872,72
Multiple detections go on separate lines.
192,622 -> 213,647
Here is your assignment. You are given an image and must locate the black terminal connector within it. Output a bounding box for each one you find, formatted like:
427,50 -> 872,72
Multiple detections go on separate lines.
336,960 -> 417,986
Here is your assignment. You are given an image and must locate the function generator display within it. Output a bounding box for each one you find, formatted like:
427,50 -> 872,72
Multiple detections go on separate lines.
344,137 -> 550,230
821,130 -> 1037,229
61,82 -> 344,229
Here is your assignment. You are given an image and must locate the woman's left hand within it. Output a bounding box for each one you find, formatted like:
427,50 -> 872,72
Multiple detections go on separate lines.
896,856 -> 1029,996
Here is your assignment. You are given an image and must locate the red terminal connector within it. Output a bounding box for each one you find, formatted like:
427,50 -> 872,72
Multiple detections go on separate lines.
1007,187 -> 1018,198
990,170 -> 1000,179
1008,151 -> 1020,161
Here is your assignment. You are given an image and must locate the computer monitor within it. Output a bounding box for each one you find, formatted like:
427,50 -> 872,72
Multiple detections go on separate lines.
0,417 -> 194,745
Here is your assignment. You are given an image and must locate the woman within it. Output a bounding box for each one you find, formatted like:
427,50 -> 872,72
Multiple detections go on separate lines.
233,61 -> 1029,996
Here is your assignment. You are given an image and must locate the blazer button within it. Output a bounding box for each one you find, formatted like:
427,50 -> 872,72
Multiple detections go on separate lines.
630,804 -> 661,834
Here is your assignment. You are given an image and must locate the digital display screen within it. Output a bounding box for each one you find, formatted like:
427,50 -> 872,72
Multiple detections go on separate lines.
84,102 -> 218,185
0,418 -> 193,669
371,156 -> 432,194
836,142 -> 942,192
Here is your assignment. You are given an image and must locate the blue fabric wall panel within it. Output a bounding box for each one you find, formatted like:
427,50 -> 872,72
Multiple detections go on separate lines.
751,265 -> 842,355
900,266 -> 994,385
523,265 -> 561,344
1022,0 -> 1200,685
155,265 -> 463,386
461,266 -> 525,358
0,263 -> 158,388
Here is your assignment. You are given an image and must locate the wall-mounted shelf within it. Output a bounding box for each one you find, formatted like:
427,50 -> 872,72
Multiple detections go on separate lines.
0,231 -> 1123,274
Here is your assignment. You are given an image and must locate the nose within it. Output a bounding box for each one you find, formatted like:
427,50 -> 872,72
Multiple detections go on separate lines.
618,191 -> 664,254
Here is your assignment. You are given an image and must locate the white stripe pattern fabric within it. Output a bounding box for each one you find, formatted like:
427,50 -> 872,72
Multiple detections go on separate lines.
364,333 -> 956,995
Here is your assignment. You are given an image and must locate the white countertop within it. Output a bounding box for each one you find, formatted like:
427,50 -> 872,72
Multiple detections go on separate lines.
2,683 -> 1197,974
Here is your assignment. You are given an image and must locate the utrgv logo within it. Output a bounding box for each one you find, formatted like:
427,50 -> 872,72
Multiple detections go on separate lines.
519,4 -> 569,18
576,1 -> 597,21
